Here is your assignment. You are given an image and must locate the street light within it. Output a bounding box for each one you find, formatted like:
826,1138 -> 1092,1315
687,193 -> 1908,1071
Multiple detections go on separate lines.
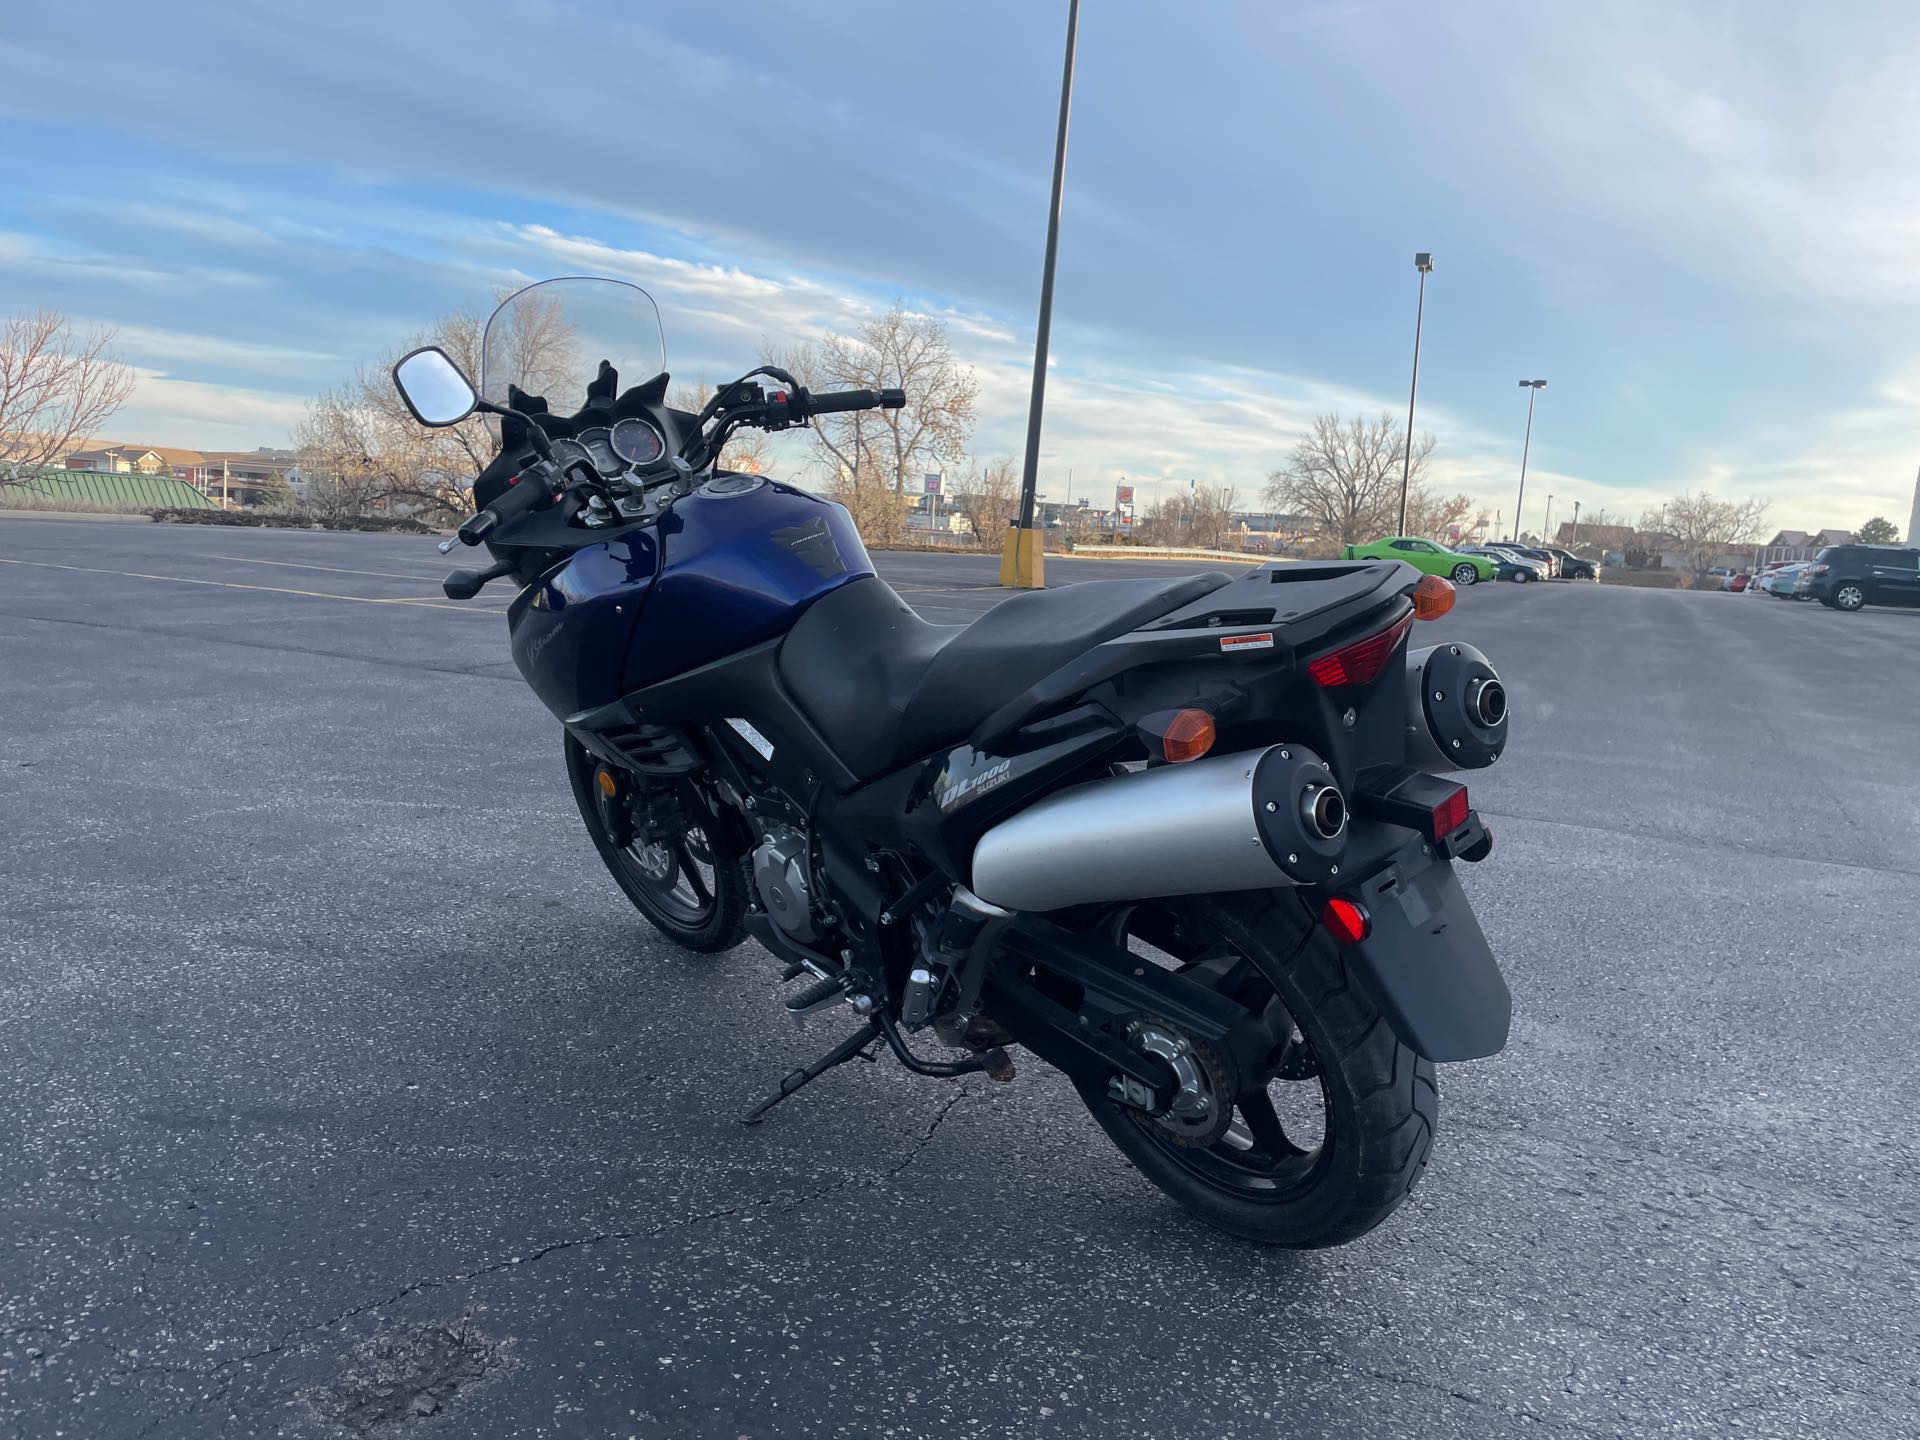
1397,252 -> 1435,535
1512,379 -> 1546,541
1543,494 -> 1555,545
1570,498 -> 1581,548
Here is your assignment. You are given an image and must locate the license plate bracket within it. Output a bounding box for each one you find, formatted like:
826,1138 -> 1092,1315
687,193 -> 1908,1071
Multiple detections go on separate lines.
1341,825 -> 1511,1062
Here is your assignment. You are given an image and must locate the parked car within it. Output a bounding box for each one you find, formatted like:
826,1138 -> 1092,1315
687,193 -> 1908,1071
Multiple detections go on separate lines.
1541,546 -> 1599,580
1796,543 -> 1920,612
1455,546 -> 1540,582
1755,563 -> 1809,598
1720,571 -> 1751,592
1503,545 -> 1561,577
1469,545 -> 1550,579
1342,536 -> 1500,584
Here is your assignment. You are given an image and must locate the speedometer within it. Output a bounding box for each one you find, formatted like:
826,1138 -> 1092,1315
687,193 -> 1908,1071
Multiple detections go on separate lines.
609,417 -> 665,467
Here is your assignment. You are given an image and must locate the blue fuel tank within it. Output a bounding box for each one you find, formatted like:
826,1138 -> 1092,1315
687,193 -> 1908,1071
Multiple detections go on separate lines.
506,478 -> 874,722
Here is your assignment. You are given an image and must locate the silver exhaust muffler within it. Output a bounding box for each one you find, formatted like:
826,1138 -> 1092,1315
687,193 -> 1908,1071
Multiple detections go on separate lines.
1405,642 -> 1509,772
968,745 -> 1345,913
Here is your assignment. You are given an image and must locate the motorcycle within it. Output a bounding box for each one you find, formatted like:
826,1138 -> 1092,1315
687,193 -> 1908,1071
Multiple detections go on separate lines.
391,276 -> 1513,1247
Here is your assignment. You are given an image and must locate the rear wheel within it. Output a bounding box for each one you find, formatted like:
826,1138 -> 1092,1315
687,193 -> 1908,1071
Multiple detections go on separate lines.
564,734 -> 750,952
1450,563 -> 1479,586
1834,583 -> 1866,611
1075,892 -> 1437,1247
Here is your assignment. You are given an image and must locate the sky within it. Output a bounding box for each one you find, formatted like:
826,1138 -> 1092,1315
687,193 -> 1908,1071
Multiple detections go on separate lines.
5,0 -> 1920,534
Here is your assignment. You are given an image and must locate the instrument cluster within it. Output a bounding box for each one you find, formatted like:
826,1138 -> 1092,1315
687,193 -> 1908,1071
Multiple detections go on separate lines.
547,416 -> 667,483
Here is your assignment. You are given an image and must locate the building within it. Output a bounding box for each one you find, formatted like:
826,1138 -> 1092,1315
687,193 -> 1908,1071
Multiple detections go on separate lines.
1758,528 -> 1852,565
63,441 -> 300,506
65,443 -> 205,477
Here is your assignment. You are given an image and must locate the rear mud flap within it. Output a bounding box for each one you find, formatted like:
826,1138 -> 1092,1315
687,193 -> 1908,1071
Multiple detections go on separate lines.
1343,842 -> 1511,1062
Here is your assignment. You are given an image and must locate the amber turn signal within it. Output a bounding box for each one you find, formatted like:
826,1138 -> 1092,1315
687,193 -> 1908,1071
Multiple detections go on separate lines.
1161,708 -> 1217,764
595,767 -> 619,799
1411,573 -> 1456,620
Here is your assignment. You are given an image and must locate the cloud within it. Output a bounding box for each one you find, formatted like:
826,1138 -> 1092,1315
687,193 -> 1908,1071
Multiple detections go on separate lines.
110,369 -> 311,451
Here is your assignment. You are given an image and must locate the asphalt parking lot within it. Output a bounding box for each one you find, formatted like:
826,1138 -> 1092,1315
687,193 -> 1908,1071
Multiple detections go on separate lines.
3,515 -> 1917,1439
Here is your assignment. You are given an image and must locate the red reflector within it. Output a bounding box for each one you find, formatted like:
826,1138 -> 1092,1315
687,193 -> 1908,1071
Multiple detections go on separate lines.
1431,786 -> 1469,839
1322,897 -> 1371,944
1307,613 -> 1415,688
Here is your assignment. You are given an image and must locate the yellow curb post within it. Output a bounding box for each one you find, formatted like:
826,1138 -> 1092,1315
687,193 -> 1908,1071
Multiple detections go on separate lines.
998,524 -> 1045,588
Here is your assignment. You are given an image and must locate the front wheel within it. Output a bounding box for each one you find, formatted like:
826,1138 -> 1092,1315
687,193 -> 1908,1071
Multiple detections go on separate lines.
1076,893 -> 1437,1248
564,734 -> 751,952
1450,563 -> 1479,586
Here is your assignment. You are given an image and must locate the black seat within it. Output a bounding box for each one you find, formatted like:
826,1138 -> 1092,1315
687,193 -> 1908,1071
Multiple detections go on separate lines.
779,571 -> 1231,779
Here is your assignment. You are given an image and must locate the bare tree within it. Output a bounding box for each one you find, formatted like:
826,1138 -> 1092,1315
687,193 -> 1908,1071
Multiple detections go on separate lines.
297,302 -> 574,520
779,307 -> 976,496
1138,494 -> 1189,546
670,380 -> 771,475
0,310 -> 136,480
951,456 -> 1020,548
1265,413 -> 1434,546
1188,483 -> 1238,549
1403,487 -> 1475,544
1660,490 -> 1770,580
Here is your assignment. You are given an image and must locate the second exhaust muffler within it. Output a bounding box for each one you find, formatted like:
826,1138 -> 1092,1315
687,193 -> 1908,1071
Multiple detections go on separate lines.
968,745 -> 1345,913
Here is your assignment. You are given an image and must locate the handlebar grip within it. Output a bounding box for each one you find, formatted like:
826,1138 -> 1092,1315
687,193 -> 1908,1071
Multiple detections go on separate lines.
804,388 -> 880,415
456,470 -> 554,545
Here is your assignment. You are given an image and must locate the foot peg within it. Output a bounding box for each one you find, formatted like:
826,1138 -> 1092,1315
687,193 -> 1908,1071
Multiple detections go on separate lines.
739,1020 -> 880,1125
783,973 -> 848,1018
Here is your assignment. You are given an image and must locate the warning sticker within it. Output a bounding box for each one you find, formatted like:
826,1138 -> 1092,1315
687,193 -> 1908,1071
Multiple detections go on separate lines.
1219,632 -> 1275,653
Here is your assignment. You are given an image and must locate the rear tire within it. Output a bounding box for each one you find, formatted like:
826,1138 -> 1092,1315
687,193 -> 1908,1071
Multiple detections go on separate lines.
1076,892 -> 1437,1248
564,734 -> 750,953
1834,583 -> 1866,611
1450,563 -> 1478,586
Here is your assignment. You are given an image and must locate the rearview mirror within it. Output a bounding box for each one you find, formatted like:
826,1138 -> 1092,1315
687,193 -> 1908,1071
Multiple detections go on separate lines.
392,346 -> 479,426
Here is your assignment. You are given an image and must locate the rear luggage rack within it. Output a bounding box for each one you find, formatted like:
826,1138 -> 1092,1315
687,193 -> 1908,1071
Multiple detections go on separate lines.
970,560 -> 1419,751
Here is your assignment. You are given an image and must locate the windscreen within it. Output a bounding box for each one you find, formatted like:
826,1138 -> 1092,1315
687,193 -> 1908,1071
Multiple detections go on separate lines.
480,277 -> 666,415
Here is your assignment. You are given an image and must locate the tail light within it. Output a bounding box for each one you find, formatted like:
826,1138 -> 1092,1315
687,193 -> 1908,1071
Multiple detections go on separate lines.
1430,785 -> 1469,840
1307,612 -> 1415,688
1805,563 -> 1829,574
1354,765 -> 1471,841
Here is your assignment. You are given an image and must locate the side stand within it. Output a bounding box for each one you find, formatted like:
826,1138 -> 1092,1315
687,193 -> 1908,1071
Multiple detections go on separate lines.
737,1019 -> 881,1125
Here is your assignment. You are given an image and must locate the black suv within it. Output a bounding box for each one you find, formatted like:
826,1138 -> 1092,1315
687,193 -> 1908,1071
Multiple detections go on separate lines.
1800,544 -> 1920,611
1542,546 -> 1599,580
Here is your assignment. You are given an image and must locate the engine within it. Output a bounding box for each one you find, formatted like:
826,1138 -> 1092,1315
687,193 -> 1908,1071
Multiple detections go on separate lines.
751,826 -> 818,941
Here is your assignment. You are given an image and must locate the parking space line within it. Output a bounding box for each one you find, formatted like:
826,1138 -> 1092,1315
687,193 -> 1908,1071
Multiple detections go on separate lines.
0,556 -> 500,614
186,553 -> 454,583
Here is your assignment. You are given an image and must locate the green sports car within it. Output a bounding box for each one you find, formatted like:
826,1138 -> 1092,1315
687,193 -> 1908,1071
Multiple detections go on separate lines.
1342,536 -> 1498,585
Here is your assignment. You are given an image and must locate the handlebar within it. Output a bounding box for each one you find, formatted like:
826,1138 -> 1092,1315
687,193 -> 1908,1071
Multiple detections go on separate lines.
455,462 -> 558,546
802,387 -> 906,416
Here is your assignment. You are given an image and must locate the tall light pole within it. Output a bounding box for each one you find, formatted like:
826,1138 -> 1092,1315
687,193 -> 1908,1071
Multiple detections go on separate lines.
1398,252 -> 1435,534
1003,0 -> 1080,589
1543,494 -> 1555,545
1512,379 -> 1546,541
1570,498 -> 1581,548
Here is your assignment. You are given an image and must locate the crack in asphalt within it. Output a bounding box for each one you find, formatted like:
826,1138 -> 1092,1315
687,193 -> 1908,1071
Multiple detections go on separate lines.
102,1084 -> 977,1394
